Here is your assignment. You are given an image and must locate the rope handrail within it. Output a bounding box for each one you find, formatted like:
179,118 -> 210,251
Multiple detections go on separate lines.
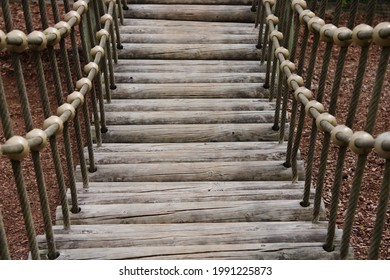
261,0 -> 390,160
258,0 -> 390,260
0,0 -> 118,160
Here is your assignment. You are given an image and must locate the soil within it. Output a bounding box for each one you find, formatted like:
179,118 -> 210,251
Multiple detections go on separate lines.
0,3 -> 389,260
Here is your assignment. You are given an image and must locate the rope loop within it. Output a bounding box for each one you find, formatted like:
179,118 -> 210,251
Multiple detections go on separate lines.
54,21 -> 71,38
44,27 -> 61,46
269,30 -> 283,41
320,23 -> 337,42
287,73 -> 304,88
5,136 -> 30,161
65,11 -> 81,26
101,14 -> 114,25
84,62 -> 100,75
331,125 -> 353,146
96,29 -> 110,41
299,10 -> 315,24
308,16 -> 325,32
316,113 -> 337,132
373,22 -> 390,47
305,100 -> 324,117
91,45 -> 105,58
263,0 -> 276,8
76,78 -> 93,92
27,31 -> 47,52
374,132 -> 390,159
26,129 -> 47,152
352,24 -> 374,46
280,60 -> 296,73
5,30 -> 28,53
291,0 -> 307,10
57,104 -> 76,120
73,0 -> 89,15
348,131 -> 375,155
294,86 -> 313,102
67,91 -> 85,106
333,27 -> 353,47
43,116 -> 64,136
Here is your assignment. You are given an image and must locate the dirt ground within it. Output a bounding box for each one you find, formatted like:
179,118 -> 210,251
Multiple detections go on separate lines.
0,3 -> 389,259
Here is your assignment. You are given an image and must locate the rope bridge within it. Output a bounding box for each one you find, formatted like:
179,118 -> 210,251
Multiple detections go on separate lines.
0,0 -> 389,260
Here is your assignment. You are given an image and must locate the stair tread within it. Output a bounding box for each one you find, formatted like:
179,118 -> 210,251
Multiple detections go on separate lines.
111,83 -> 269,99
57,200 -> 322,225
41,243 -> 345,260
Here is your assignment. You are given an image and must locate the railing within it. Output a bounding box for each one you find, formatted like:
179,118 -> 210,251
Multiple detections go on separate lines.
0,0 -> 389,260
255,0 -> 389,259
0,0 -> 124,259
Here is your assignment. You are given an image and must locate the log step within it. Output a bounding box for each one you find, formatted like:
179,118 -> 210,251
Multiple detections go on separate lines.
76,161 -> 304,182
114,59 -> 265,73
118,44 -> 260,60
123,18 -> 256,27
103,99 -> 275,112
119,25 -> 258,34
87,142 -> 289,164
103,111 -> 274,125
38,222 -> 337,250
114,72 -> 265,84
71,186 -> 311,204
126,0 -> 254,5
40,243 -> 346,260
96,123 -> 284,143
123,5 -> 256,22
57,200 -> 320,225
111,83 -> 269,99
120,33 -> 257,44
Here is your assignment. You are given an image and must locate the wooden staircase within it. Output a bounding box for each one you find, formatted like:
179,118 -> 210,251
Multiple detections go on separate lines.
37,1 -> 345,259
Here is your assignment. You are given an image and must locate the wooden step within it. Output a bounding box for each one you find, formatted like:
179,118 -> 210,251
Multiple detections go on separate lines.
39,222 -> 335,249
120,33 -> 257,44
111,83 -> 269,99
114,72 -> 265,84
119,25 -> 258,34
76,160 -> 303,182
123,5 -> 256,22
123,18 -> 256,27
126,0 -> 253,5
96,123 -> 284,143
57,199 -> 318,225
118,44 -> 260,60
40,243 -> 345,260
114,60 -> 265,73
103,111 -> 274,125
103,99 -> 275,112
88,142 -> 288,163
71,186 -> 310,205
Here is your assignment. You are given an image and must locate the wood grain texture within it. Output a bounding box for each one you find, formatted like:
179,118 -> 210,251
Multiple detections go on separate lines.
76,161 -> 304,182
118,44 -> 260,60
123,5 -> 256,22
110,83 -> 269,99
95,124 -> 286,143
103,99 -> 275,112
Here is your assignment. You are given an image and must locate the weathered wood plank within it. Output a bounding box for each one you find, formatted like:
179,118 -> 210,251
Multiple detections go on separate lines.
75,181 -> 307,193
118,44 -> 260,60
103,99 -> 275,112
123,5 -> 256,23
87,148 -> 286,164
40,243 -> 350,260
114,72 -> 265,84
120,33 -> 257,44
104,111 -> 274,125
126,0 -> 254,5
123,19 -> 255,28
95,123 -> 285,143
76,161 -> 303,182
38,222 -> 336,249
57,200 -> 319,225
114,60 -> 265,73
90,142 -> 287,153
72,189 -> 312,204
110,83 -> 269,99
119,25 -> 258,35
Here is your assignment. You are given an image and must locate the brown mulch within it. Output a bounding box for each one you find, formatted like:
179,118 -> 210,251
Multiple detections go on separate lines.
0,4 -> 389,260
